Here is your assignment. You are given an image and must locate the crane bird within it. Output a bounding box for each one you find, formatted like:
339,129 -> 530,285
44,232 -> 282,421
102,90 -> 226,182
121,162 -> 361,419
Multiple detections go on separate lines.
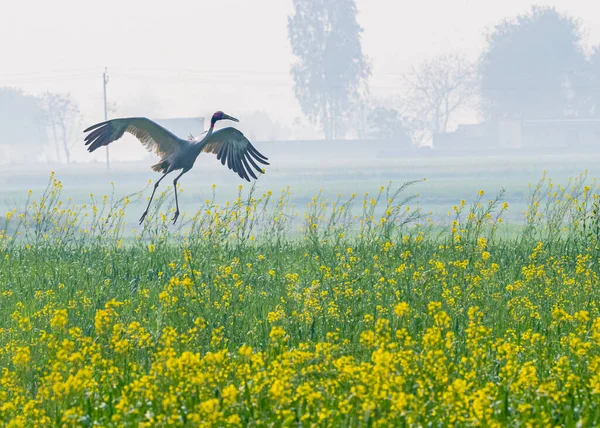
83,111 -> 269,224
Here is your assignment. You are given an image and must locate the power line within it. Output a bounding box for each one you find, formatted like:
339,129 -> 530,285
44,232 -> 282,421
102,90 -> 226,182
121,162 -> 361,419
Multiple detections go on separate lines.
0,68 -> 98,78
5,67 -> 600,92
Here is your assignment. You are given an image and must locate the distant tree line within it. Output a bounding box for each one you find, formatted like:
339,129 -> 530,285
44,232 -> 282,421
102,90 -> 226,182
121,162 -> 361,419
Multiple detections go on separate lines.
288,3 -> 600,144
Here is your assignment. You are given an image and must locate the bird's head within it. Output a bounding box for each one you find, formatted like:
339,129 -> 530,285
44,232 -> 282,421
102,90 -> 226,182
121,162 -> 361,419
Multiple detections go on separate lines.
211,111 -> 239,127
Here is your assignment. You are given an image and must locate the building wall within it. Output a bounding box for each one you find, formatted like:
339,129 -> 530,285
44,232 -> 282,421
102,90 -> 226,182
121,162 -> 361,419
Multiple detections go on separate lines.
153,118 -> 205,138
434,119 -> 600,151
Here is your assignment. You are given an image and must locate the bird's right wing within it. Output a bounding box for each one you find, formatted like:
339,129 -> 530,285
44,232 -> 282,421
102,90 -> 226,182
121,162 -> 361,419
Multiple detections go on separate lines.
84,117 -> 185,158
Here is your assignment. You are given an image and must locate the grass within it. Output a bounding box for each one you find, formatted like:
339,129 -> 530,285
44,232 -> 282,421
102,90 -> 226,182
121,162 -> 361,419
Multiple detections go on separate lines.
1,171 -> 600,426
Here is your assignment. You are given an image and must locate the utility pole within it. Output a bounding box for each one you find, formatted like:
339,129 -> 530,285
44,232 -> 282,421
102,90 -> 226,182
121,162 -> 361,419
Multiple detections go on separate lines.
103,68 -> 110,170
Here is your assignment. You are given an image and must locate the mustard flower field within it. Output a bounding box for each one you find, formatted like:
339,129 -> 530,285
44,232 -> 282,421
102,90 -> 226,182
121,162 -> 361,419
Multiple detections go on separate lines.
2,173 -> 600,426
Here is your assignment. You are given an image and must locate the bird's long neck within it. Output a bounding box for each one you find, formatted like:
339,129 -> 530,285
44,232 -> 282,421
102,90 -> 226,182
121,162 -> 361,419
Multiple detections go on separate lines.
204,122 -> 215,140
190,122 -> 215,156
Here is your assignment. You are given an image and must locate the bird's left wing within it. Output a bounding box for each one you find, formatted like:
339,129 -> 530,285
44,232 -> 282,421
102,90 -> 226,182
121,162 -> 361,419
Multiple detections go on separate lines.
199,127 -> 269,181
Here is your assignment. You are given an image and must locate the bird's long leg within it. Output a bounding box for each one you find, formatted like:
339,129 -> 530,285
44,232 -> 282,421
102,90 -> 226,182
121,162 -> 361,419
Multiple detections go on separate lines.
139,172 -> 170,224
171,170 -> 187,224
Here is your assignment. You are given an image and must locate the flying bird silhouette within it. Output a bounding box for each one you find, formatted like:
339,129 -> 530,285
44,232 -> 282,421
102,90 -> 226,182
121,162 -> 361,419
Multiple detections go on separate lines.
83,111 -> 269,224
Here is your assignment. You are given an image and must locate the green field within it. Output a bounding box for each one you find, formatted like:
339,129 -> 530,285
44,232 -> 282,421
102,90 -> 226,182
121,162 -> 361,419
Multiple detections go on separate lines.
2,159 -> 600,425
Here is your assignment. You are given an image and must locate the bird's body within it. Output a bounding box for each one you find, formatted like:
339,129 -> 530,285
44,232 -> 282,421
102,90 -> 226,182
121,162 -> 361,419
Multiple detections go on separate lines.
83,111 -> 269,224
150,138 -> 195,174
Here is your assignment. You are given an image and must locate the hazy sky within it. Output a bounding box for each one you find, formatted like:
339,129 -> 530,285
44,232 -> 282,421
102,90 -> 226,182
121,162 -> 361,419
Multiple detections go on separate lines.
2,0 -> 600,159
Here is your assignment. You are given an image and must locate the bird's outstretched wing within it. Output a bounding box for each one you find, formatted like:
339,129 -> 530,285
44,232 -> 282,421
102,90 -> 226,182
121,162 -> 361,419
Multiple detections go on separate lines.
199,127 -> 269,181
84,117 -> 185,158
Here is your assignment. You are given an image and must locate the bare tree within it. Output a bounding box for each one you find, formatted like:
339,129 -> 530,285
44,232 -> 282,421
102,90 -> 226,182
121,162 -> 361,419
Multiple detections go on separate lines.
41,92 -> 82,164
402,53 -> 478,137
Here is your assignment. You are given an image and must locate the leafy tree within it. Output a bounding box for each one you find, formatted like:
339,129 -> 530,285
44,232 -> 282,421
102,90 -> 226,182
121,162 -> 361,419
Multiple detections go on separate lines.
41,92 -> 82,164
576,47 -> 600,116
0,87 -> 47,162
402,53 -> 478,135
480,6 -> 586,119
366,106 -> 410,143
590,48 -> 600,116
288,0 -> 370,139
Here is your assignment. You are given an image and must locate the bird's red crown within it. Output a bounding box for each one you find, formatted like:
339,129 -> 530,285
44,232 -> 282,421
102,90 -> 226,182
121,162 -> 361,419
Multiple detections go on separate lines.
211,111 -> 224,126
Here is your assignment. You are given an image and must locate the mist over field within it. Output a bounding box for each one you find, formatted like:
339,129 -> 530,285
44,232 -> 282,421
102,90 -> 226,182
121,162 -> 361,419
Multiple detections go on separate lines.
1,149 -> 600,231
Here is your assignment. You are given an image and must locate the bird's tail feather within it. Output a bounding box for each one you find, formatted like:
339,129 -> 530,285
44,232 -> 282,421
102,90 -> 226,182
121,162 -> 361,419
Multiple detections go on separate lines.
151,160 -> 169,173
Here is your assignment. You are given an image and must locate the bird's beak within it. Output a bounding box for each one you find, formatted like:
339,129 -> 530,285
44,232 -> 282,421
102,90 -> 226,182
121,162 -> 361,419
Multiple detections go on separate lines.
223,113 -> 239,122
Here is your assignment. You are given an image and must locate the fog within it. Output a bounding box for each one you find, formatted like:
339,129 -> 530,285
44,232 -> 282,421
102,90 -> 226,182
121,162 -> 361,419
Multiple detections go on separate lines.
2,0 -> 600,227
